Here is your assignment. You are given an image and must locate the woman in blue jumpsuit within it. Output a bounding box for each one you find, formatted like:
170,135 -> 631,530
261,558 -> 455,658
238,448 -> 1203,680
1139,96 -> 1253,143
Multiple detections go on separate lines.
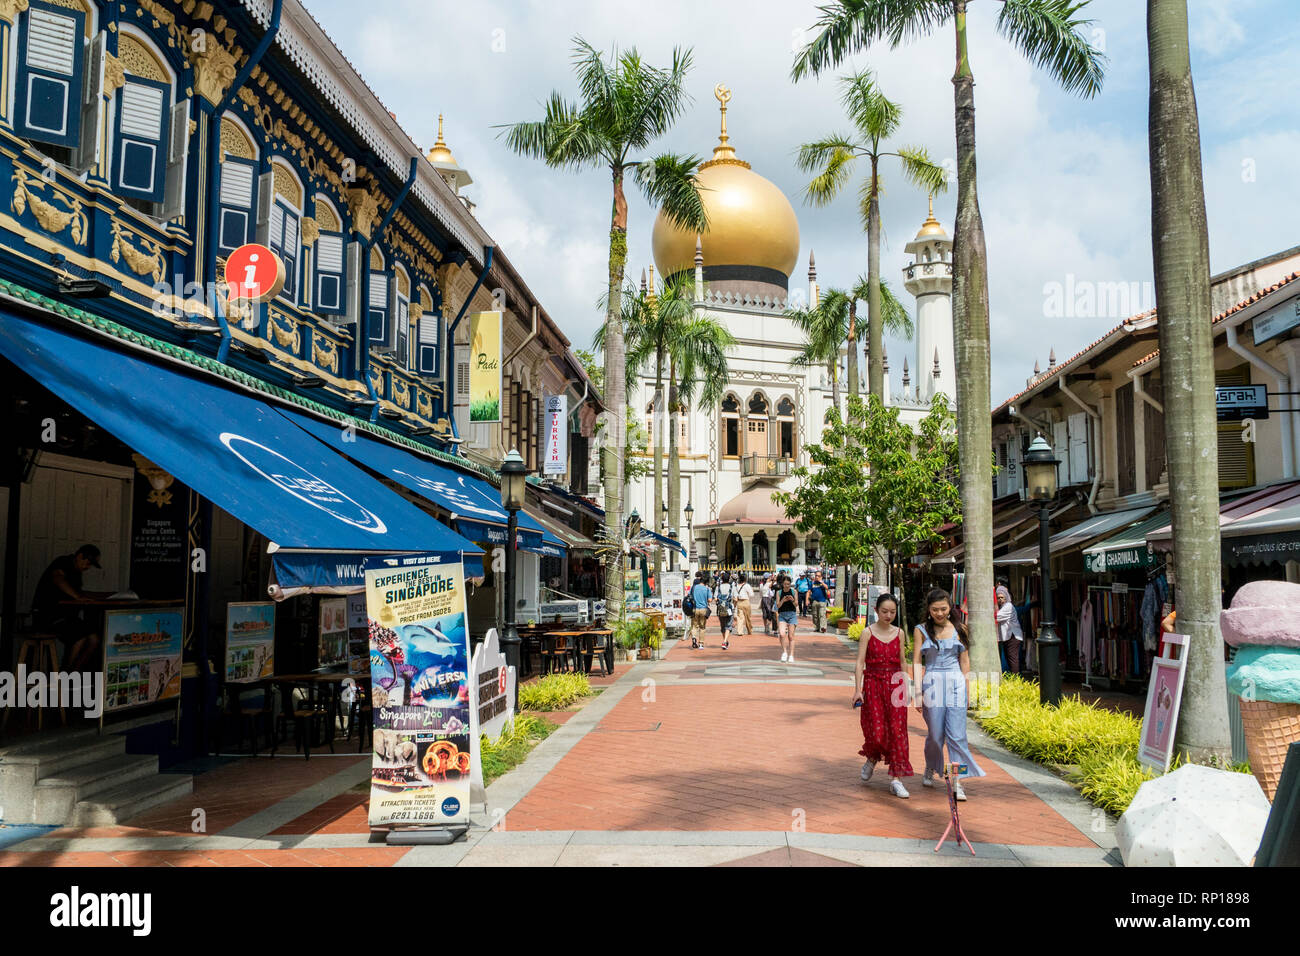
912,587 -> 985,800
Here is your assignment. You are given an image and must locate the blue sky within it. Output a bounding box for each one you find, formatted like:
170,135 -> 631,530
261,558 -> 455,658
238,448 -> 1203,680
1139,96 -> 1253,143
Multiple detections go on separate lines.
303,0 -> 1300,404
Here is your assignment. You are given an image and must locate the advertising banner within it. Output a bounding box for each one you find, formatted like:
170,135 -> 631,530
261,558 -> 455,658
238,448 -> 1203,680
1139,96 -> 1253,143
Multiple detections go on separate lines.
468,311 -> 502,423
347,593 -> 369,675
104,608 -> 183,711
319,597 -> 348,667
365,554 -> 472,829
662,572 -> 685,629
624,568 -> 643,618
225,602 -> 275,683
543,394 -> 568,475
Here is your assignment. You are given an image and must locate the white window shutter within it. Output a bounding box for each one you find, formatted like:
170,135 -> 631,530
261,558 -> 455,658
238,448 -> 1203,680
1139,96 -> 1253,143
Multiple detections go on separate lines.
114,77 -> 168,201
1068,412 -> 1089,484
1052,420 -> 1069,485
343,241 -> 362,326
161,98 -> 189,221
72,30 -> 105,172
314,232 -> 345,315
255,171 -> 274,246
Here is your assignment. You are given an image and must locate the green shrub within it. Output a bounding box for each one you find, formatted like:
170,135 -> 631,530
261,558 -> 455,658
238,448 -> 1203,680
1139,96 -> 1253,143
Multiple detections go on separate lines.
847,620 -> 865,642
827,608 -> 845,624
518,672 -> 594,711
480,714 -> 557,785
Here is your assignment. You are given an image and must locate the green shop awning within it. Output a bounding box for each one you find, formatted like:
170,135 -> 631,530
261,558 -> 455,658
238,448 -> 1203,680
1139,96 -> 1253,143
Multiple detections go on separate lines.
1082,510 -> 1170,573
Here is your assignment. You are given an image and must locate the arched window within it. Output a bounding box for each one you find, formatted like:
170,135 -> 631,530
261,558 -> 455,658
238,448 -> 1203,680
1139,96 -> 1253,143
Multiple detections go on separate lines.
111,30 -> 188,218
415,284 -> 439,375
310,195 -> 346,316
259,158 -> 303,302
777,395 -> 797,460
12,0 -> 95,161
746,392 -> 769,457
393,264 -> 411,366
748,392 -> 769,416
721,394 -> 740,459
368,246 -> 393,350
217,115 -> 258,254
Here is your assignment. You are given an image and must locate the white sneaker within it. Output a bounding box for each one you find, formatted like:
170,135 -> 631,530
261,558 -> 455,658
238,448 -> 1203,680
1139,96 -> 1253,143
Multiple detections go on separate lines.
860,761 -> 875,782
787,654 -> 795,663
890,778 -> 910,799
922,770 -> 937,788
954,781 -> 967,801
780,652 -> 788,662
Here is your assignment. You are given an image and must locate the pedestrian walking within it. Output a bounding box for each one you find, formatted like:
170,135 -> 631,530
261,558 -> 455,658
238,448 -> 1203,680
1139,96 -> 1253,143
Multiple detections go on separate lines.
776,573 -> 799,662
796,572 -> 811,616
855,592 -> 913,798
690,573 -> 713,649
809,572 -> 830,632
996,582 -> 1024,674
760,574 -> 775,635
735,573 -> 755,636
715,571 -> 735,650
912,587 -> 985,800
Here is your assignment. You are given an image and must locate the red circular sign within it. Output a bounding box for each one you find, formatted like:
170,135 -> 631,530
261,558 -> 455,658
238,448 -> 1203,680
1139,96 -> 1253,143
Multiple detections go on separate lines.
498,665 -> 507,696
224,243 -> 286,304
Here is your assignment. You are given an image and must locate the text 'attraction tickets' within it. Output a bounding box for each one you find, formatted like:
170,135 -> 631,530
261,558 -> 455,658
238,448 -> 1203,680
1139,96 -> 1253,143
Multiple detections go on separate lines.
364,554 -> 472,829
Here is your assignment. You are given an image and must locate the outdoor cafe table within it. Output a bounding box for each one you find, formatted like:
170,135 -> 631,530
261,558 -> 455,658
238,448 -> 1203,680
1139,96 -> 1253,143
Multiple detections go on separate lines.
270,673 -> 367,747
542,629 -> 614,675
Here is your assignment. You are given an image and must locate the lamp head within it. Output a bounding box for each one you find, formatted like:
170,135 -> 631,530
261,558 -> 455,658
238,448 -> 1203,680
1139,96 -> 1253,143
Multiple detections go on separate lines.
499,448 -> 527,511
1022,434 -> 1060,502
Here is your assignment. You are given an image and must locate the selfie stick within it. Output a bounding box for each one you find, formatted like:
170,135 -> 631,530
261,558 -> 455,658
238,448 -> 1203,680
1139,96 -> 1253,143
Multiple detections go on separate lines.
934,763 -> 976,856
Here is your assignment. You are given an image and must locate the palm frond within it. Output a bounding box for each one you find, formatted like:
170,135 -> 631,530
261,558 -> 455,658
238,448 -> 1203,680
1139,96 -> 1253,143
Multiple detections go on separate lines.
634,154 -> 708,233
571,37 -> 620,123
673,315 -> 735,409
880,279 -> 913,339
893,144 -> 950,195
792,0 -> 953,80
497,91 -> 602,169
624,46 -> 696,150
796,136 -> 860,207
997,0 -> 1107,98
839,69 -> 901,141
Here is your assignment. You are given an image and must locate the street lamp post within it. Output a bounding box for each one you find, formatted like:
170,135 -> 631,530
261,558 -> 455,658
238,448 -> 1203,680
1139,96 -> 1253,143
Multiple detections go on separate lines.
499,449 -> 527,708
1023,435 -> 1062,706
685,502 -> 694,568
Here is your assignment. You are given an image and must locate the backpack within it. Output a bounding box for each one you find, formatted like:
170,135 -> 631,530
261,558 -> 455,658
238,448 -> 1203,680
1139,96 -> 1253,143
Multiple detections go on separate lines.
683,590 -> 695,614
716,584 -> 733,615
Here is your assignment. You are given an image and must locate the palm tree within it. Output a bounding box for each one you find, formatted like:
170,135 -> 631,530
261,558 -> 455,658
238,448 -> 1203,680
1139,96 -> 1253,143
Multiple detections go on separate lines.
848,274 -> 913,397
793,0 -> 1106,679
797,69 -> 947,401
1147,0 -> 1231,762
501,38 -> 708,616
788,288 -> 852,411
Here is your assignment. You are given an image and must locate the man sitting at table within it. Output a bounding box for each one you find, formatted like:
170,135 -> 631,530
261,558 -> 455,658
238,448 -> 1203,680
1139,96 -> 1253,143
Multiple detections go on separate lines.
31,544 -> 114,671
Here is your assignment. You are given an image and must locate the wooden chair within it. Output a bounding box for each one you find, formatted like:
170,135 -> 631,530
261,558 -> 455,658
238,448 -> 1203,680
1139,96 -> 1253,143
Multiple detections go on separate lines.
1,631 -> 64,732
585,631 -> 610,678
540,634 -> 574,675
275,683 -> 332,760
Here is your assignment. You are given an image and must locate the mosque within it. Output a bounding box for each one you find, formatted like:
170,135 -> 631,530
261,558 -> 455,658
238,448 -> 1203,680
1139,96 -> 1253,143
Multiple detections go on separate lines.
628,86 -> 957,571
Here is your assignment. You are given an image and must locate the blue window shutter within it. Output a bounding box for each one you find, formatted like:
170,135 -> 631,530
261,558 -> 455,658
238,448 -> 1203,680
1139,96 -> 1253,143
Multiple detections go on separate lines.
217,157 -> 257,253
114,76 -> 169,202
313,231 -> 346,315
418,310 -> 440,376
15,2 -> 86,148
368,271 -> 390,348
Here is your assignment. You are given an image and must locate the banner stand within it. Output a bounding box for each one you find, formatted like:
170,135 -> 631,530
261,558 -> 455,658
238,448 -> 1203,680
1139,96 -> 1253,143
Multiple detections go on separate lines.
385,826 -> 468,846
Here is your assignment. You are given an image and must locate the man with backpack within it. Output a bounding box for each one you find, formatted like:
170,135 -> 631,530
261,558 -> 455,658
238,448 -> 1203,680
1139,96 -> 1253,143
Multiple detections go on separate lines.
688,572 -> 713,649
715,571 -> 735,650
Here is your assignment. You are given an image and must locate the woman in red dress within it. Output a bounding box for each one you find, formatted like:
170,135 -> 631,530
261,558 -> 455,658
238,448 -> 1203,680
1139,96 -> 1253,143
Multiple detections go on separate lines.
853,592 -> 914,798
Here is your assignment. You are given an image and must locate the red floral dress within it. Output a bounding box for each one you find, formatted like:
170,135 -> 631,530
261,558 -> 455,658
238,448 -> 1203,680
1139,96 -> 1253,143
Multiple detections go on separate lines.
859,628 -> 914,777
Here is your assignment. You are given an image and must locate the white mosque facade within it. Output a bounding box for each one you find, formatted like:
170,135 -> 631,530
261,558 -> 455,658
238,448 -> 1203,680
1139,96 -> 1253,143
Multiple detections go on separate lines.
626,90 -> 956,571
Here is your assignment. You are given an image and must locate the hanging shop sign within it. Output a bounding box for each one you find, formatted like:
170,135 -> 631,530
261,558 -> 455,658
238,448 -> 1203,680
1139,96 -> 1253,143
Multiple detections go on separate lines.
1215,384 -> 1269,422
1084,545 -> 1155,573
1222,530 -> 1300,567
225,602 -> 275,683
1252,294 -> 1300,345
128,455 -> 191,599
662,571 -> 685,629
1138,632 -> 1189,772
103,608 -> 183,712
365,554 -> 472,830
467,311 -> 503,423
319,597 -> 349,667
224,243 -> 287,303
543,394 -> 568,475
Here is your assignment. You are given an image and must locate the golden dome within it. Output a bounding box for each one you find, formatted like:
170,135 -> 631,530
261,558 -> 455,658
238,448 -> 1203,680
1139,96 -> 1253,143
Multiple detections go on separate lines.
426,114 -> 457,165
652,86 -> 800,279
915,194 -> 947,239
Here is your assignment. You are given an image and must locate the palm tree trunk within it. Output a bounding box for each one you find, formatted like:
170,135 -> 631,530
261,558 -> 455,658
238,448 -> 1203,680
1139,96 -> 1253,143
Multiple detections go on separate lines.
951,2 -> 997,678
847,299 -> 860,399
1148,0 -> 1231,762
604,168 -> 629,617
867,163 -> 884,400
830,360 -> 841,412
653,347 -> 665,585
668,358 -> 682,571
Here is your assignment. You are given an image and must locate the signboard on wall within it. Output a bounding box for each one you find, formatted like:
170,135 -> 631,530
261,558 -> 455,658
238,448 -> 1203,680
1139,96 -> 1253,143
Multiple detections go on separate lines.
225,601 -> 275,683
543,394 -> 568,474
128,455 -> 190,599
1252,294 -> 1300,345
467,311 -> 502,423
662,572 -> 685,629
1215,384 -> 1269,422
319,597 -> 348,667
104,608 -> 183,711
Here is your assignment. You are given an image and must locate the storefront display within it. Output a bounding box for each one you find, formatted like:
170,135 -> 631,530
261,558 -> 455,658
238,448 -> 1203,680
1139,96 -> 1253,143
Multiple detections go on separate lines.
318,597 -> 349,667
225,602 -> 275,683
103,608 -> 183,712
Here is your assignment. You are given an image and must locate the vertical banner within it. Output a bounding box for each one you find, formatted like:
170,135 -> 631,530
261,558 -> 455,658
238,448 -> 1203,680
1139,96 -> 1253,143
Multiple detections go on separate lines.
624,568 -> 643,619
543,394 -> 568,475
225,602 -> 275,683
467,311 -> 502,423
365,554 -> 472,830
662,571 -> 685,629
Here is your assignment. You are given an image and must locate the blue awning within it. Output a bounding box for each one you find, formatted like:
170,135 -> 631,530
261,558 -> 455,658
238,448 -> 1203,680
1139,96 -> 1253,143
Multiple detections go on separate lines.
278,408 -> 545,550
271,549 -> 483,594
637,528 -> 687,558
0,314 -> 482,569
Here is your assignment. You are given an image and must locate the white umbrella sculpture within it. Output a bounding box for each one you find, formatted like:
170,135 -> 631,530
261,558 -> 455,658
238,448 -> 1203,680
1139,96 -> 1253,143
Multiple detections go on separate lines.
1117,764 -> 1272,866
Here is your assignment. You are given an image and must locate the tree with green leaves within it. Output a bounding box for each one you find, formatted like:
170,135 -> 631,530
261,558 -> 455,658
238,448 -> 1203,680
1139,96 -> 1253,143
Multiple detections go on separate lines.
787,288 -> 852,410
793,0 -> 1106,679
847,274 -> 913,398
775,393 -> 962,632
1147,0 -> 1230,762
501,38 -> 709,615
797,69 -> 947,400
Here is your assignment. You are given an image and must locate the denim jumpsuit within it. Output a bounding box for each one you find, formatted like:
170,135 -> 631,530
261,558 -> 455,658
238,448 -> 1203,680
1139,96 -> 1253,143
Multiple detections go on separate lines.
917,629 -> 986,779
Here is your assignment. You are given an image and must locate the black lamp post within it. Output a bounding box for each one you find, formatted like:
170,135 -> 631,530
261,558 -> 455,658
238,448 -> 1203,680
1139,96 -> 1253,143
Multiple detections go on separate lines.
1023,434 -> 1062,706
685,502 -> 694,565
499,448 -> 526,707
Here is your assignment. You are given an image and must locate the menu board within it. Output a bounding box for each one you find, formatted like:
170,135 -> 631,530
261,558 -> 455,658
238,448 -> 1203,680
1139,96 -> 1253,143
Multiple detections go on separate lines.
103,608 -> 183,711
225,602 -> 275,683
364,555 -> 471,829
319,597 -> 348,667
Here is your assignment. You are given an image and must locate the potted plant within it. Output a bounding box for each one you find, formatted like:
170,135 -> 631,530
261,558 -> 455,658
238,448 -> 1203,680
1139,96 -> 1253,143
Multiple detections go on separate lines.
615,623 -> 640,662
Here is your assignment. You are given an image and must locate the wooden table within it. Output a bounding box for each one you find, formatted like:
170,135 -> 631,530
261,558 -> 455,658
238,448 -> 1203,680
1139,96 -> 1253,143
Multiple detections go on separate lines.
543,629 -> 614,675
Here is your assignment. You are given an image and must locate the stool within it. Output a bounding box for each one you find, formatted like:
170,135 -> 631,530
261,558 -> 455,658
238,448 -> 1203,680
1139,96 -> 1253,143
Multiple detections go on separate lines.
1,635 -> 66,731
